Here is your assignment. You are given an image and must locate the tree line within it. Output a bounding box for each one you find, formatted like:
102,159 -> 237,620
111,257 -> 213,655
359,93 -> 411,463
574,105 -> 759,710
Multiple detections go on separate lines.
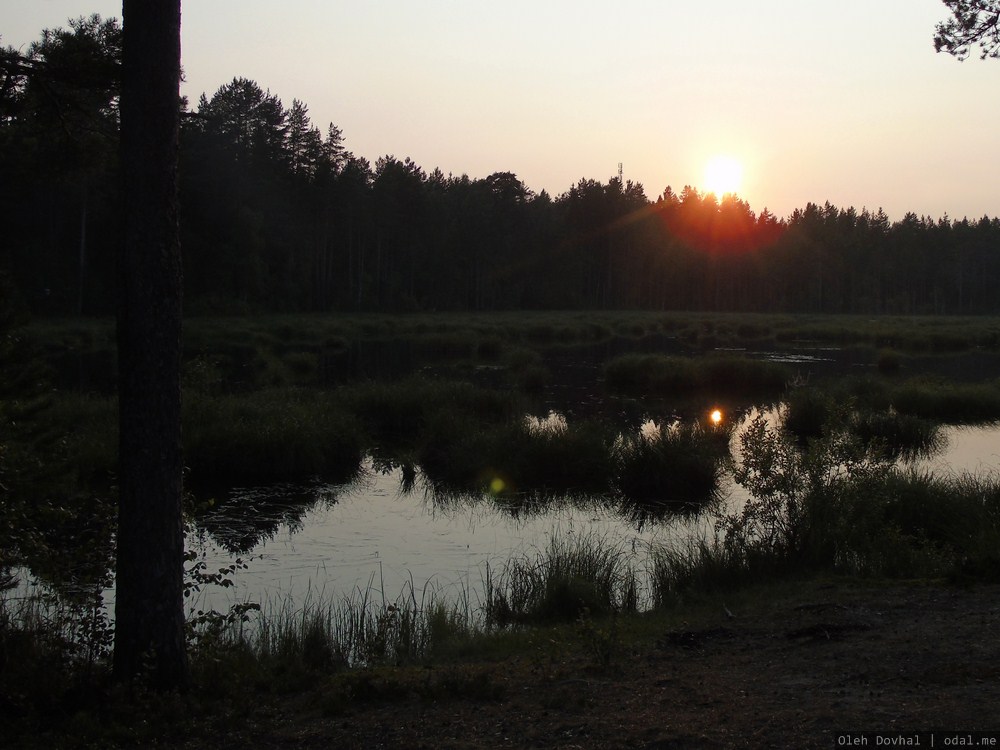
3,15 -> 1000,318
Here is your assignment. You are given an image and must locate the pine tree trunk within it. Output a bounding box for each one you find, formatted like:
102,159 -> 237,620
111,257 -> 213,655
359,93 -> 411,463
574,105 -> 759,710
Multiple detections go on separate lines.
113,0 -> 187,689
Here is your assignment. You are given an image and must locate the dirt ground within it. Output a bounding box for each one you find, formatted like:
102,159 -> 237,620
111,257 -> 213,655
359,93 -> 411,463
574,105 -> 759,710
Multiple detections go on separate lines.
178,580 -> 1000,750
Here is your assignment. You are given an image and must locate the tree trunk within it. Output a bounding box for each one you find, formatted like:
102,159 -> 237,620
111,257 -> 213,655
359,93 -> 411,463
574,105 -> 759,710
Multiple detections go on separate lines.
113,0 -> 187,689
78,185 -> 87,316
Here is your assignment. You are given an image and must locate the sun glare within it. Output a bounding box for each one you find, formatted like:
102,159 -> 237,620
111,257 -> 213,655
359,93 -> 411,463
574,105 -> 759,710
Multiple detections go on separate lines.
703,155 -> 743,197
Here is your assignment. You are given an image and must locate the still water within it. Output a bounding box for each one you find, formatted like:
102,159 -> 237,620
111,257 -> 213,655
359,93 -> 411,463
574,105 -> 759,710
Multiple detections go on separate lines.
29,337 -> 1000,618
187,462 -> 709,615
185,417 -> 1000,616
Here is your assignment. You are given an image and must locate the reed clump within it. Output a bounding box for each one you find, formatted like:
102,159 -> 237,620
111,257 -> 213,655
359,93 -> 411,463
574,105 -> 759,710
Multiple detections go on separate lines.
849,410 -> 942,461
784,387 -> 943,460
612,421 -> 730,514
482,533 -> 638,626
418,414 -> 614,496
183,388 -> 363,487
890,377 -> 1000,424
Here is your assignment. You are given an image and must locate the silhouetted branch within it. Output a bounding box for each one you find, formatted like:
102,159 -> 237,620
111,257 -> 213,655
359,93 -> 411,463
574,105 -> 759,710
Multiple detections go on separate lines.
935,0 -> 1000,59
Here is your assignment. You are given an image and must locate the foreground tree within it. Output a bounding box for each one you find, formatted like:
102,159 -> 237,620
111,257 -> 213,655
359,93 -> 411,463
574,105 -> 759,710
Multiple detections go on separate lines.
113,0 -> 187,687
935,0 -> 1000,59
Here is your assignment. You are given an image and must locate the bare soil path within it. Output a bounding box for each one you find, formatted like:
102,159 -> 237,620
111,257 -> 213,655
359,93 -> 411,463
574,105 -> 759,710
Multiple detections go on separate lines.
181,580 -> 1000,750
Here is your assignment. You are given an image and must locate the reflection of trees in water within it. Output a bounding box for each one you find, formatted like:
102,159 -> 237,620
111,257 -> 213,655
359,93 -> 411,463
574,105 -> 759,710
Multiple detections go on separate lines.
617,493 -> 721,533
427,486 -> 609,524
418,409 -> 733,531
13,494 -> 117,597
423,439 -> 729,532
193,484 -> 339,555
425,481 -> 722,534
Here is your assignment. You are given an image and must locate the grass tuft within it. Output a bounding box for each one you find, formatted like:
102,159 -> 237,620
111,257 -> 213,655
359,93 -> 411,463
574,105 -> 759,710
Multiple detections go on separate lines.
483,533 -> 638,626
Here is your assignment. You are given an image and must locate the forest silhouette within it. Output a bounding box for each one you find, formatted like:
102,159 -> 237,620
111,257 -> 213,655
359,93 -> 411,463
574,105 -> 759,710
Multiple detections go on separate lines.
3,15 -> 1000,318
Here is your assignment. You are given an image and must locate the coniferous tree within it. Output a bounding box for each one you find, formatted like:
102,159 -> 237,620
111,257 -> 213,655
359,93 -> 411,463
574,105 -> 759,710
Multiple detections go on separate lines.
936,1 -> 1000,59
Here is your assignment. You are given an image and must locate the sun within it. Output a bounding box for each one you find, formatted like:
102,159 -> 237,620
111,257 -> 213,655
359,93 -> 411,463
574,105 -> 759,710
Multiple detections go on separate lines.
703,155 -> 743,197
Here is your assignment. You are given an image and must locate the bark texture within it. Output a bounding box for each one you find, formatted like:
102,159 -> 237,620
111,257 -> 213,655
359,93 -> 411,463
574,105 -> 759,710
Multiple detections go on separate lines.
113,0 -> 187,688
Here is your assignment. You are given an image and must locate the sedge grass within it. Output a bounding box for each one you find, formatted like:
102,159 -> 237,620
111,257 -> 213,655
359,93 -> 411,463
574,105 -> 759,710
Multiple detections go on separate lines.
482,532 -> 639,627
613,420 -> 730,514
891,377 -> 1000,424
183,388 -> 363,487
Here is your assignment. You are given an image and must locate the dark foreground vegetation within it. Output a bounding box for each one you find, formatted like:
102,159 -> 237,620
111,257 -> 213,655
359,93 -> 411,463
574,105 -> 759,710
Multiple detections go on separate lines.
4,308 -> 1000,746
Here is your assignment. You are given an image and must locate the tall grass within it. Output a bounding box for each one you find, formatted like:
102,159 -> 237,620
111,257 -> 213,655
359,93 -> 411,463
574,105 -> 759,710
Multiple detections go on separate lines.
891,377 -> 1000,424
482,533 -> 638,626
184,388 -> 363,487
235,580 -> 471,675
647,539 -> 745,608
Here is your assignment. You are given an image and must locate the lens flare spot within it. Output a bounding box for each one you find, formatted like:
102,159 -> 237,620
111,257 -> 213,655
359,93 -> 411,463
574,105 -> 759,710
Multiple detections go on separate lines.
490,477 -> 506,494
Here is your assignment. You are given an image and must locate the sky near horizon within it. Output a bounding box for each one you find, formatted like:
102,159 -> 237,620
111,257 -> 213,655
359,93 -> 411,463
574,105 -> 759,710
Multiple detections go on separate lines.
5,1 -> 1000,221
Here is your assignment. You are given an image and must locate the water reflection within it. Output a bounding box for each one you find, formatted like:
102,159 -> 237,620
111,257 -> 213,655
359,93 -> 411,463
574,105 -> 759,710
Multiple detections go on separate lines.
185,464 -> 706,615
195,484 -> 339,555
181,412 -> 1000,614
523,410 -> 569,434
917,424 -> 1000,475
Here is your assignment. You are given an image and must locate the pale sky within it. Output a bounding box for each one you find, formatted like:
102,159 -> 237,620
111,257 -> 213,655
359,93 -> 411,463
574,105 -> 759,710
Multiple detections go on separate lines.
5,1 -> 999,220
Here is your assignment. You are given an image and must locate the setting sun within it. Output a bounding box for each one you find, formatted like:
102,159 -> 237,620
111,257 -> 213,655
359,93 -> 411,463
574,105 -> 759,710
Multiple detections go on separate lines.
703,155 -> 743,197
